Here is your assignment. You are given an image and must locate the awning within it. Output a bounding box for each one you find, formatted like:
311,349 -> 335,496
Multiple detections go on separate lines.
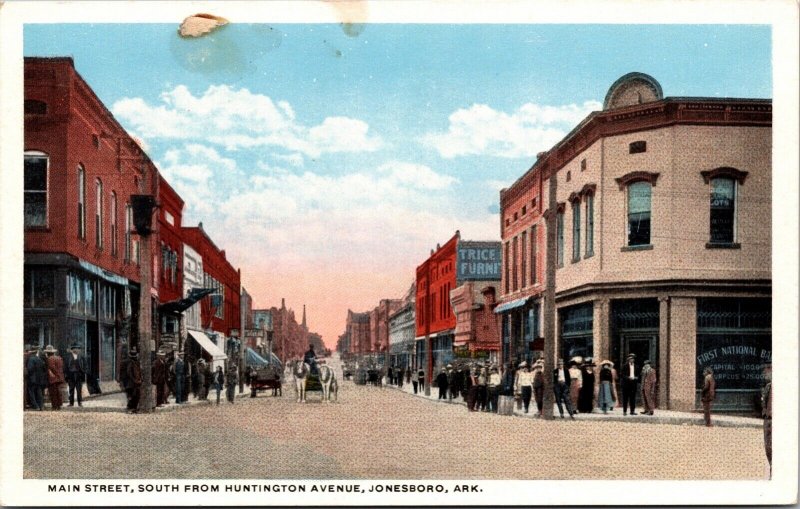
187,330 -> 228,361
78,260 -> 129,286
244,347 -> 282,371
493,297 -> 530,314
158,288 -> 216,315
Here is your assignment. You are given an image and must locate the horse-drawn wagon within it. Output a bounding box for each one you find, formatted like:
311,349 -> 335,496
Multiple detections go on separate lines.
245,347 -> 282,397
291,359 -> 338,403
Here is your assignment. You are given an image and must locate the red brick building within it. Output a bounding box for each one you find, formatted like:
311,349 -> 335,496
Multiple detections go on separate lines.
23,57 -> 154,386
155,178 -> 185,340
370,299 -> 402,364
269,299 -> 307,364
344,309 -> 371,355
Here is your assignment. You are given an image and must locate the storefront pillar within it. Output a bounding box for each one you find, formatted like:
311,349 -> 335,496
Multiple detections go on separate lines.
658,296 -> 670,409
668,297 -> 696,411
593,298 -> 609,363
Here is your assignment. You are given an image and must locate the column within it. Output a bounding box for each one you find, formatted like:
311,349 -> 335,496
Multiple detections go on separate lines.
658,296 -> 669,408
668,297 -> 697,412
593,297 -> 610,363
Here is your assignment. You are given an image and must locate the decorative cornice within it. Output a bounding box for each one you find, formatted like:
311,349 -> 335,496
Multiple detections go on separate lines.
567,192 -> 581,204
700,166 -> 749,185
615,171 -> 660,190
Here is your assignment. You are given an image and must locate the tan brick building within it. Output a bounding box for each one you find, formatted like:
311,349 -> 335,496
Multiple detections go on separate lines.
499,73 -> 771,412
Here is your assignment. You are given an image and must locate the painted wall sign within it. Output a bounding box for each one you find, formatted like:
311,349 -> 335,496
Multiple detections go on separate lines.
456,242 -> 501,281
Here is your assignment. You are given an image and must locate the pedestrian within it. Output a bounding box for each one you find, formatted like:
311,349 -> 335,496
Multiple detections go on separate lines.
26,345 -> 47,411
569,358 -> 583,412
532,359 -> 545,415
152,350 -> 168,406
621,354 -> 639,416
578,359 -> 596,414
477,365 -> 488,411
514,361 -> 533,413
195,359 -> 207,400
203,362 -> 213,401
417,368 -> 425,393
398,366 -> 405,388
597,360 -> 615,413
487,366 -> 502,412
502,362 -> 515,399
213,366 -> 224,405
445,364 -> 455,401
64,342 -> 87,407
761,361 -> 772,478
405,366 -> 412,386
701,366 -> 716,427
553,358 -> 575,419
387,365 -> 394,387
23,344 -> 33,410
190,354 -> 200,399
610,361 -> 620,411
173,352 -> 186,404
640,359 -> 657,415
466,364 -> 478,411
436,366 -> 449,400
412,367 -> 419,394
124,347 -> 143,413
226,364 -> 238,403
44,345 -> 66,410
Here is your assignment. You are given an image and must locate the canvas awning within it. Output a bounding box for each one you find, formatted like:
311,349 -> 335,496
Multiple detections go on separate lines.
245,347 -> 282,370
187,330 -> 227,361
493,297 -> 530,314
158,288 -> 216,315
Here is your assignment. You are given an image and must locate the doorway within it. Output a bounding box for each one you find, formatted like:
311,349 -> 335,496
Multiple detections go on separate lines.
621,333 -> 657,368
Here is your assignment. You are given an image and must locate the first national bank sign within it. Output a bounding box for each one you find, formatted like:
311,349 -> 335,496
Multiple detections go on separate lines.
457,242 -> 501,281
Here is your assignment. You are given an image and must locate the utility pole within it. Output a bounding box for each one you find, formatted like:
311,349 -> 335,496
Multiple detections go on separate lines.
542,167 -> 558,419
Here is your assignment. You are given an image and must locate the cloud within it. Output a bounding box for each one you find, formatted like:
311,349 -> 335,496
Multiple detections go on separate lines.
422,100 -> 602,158
112,84 -> 383,160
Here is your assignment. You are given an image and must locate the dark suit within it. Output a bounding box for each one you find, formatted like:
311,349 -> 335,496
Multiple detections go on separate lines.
64,352 -> 87,406
552,367 -> 575,417
152,358 -> 168,406
26,353 -> 47,410
436,372 -> 448,399
620,361 -> 640,414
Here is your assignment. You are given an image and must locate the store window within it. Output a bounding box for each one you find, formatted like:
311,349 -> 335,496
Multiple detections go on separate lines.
560,302 -> 594,360
627,181 -> 651,246
23,269 -> 55,309
24,318 -> 55,348
710,177 -> 736,244
24,152 -> 48,228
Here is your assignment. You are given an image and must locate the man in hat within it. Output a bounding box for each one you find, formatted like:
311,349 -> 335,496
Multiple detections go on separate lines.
487,365 -> 502,412
23,344 -> 33,409
436,366 -> 449,400
172,351 -> 186,404
761,361 -> 772,477
532,359 -> 545,415
446,364 -> 457,401
44,345 -> 66,410
64,342 -> 88,407
26,345 -> 47,411
701,366 -> 716,427
640,360 -> 657,415
152,350 -> 168,407
621,353 -> 640,416
515,361 -> 533,413
124,347 -> 143,413
303,344 -> 318,376
553,359 -> 575,419
225,363 -> 239,403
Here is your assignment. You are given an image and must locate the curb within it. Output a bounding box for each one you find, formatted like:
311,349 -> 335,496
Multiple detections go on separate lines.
55,388 -> 255,414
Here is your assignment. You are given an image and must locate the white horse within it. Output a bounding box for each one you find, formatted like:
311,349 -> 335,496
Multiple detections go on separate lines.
292,360 -> 309,403
319,363 -> 338,403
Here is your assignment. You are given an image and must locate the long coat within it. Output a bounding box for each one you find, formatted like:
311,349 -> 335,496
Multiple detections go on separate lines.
26,354 -> 48,387
46,355 -> 66,385
125,359 -> 143,389
152,358 -> 167,385
641,366 -> 658,408
701,373 -> 716,402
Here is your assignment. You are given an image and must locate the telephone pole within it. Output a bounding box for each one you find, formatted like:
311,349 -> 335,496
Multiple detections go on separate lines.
542,167 -> 558,419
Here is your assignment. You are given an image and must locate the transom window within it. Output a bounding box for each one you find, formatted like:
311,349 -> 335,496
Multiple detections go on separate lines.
627,181 -> 651,246
24,152 -> 48,227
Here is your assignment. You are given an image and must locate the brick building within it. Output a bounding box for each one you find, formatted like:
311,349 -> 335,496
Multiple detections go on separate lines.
154,178 -> 184,344
23,57 -> 155,388
498,72 -> 771,412
388,283 -> 416,370
264,299 -> 307,364
344,309 -> 371,355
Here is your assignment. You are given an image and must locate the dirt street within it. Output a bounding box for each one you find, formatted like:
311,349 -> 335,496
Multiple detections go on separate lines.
23,377 -> 768,480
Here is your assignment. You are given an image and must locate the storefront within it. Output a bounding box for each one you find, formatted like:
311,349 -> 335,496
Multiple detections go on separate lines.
695,297 -> 771,412
610,298 -> 659,368
498,298 -> 541,366
430,332 -> 454,372
559,301 -> 594,362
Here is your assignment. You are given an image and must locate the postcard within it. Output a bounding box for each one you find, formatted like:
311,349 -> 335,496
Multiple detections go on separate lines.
0,0 -> 797,506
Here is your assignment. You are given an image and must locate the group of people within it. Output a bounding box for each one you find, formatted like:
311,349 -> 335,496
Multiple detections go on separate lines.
148,348 -> 240,412
431,361 -> 523,413
23,343 -> 91,411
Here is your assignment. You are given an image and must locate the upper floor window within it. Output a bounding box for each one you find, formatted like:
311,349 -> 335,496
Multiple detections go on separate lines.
572,200 -> 581,262
521,231 -> 527,288
530,225 -> 538,284
585,193 -> 595,256
77,166 -> 86,239
24,100 -> 47,115
110,192 -> 118,256
557,210 -> 565,267
511,236 -> 518,292
95,179 -> 103,249
504,241 -> 510,294
24,152 -> 48,228
627,181 -> 652,246
710,177 -> 736,244
125,203 -> 132,262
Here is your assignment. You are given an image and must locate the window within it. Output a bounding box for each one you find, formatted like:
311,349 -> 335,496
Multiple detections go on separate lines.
24,152 -> 48,227
627,181 -> 651,246
557,211 -> 565,267
530,225 -> 537,284
77,166 -> 86,239
110,192 -> 118,256
629,141 -> 647,154
504,242 -> 510,294
24,99 -> 48,115
95,179 -> 103,249
513,212 -> 518,221
125,203 -> 132,262
585,193 -> 595,256
566,170 -> 571,182
580,159 -> 587,171
23,269 -> 55,308
521,205 -> 527,216
521,231 -> 527,287
571,200 -> 581,262
710,177 -> 736,244
511,236 -> 518,292
505,218 -> 510,227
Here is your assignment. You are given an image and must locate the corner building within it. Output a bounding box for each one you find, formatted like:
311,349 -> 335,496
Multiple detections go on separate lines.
499,73 -> 771,412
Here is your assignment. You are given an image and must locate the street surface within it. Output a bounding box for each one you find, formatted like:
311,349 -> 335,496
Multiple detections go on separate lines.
24,355 -> 769,480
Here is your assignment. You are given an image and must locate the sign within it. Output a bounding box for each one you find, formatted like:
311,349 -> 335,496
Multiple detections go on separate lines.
244,329 -> 264,338
456,241 -> 501,281
695,335 -> 771,390
254,310 -> 273,332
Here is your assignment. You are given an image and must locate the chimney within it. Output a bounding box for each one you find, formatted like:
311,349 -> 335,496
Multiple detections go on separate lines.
281,298 -> 286,309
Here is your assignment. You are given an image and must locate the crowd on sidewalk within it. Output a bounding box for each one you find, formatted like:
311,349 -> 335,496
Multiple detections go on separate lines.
23,343 -> 98,411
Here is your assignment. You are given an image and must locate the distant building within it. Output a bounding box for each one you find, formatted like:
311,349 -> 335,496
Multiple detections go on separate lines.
388,283 -> 416,369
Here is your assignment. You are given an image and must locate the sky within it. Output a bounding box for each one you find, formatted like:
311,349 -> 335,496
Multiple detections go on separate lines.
24,23 -> 771,347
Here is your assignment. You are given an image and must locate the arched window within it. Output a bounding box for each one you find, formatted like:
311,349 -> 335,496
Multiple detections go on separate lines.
710,177 -> 736,244
571,199 -> 581,262
557,210 -> 565,267
24,151 -> 48,227
77,165 -> 86,239
627,181 -> 652,246
95,179 -> 103,249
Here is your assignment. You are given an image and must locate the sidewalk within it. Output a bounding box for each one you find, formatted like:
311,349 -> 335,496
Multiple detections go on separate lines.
376,379 -> 763,429
62,388 -> 253,413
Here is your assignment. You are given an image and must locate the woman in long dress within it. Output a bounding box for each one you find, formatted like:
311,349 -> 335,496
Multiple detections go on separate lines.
597,360 -> 615,413
578,362 -> 596,413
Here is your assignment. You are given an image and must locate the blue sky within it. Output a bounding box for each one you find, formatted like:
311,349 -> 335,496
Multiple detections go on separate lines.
24,23 -> 771,342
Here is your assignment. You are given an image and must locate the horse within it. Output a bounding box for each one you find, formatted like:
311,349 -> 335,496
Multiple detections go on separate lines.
319,363 -> 338,403
292,360 -> 310,403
